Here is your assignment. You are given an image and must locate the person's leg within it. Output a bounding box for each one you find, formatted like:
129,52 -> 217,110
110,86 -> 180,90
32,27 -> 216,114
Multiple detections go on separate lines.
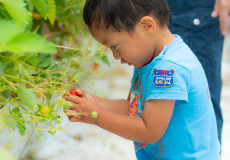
190,25 -> 224,144
169,23 -> 224,144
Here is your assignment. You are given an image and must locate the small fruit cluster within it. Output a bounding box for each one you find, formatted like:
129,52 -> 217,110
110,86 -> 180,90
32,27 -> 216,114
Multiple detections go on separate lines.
69,90 -> 81,97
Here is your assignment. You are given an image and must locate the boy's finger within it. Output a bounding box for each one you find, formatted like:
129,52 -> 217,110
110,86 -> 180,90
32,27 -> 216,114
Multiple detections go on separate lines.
75,89 -> 84,97
63,109 -> 77,114
69,103 -> 80,111
65,95 -> 81,104
64,104 -> 80,113
69,116 -> 81,122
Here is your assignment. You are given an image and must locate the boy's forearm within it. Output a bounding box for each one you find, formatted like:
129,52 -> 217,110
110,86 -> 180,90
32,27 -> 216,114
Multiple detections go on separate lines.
94,95 -> 130,115
95,108 -> 159,144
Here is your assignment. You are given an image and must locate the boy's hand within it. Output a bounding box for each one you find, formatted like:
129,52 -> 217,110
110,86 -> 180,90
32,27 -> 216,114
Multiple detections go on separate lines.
64,95 -> 102,124
211,0 -> 230,36
67,89 -> 95,102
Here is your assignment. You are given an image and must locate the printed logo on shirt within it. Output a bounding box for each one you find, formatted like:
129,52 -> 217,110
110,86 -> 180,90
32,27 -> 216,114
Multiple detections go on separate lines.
129,92 -> 139,116
152,69 -> 175,87
134,140 -> 165,159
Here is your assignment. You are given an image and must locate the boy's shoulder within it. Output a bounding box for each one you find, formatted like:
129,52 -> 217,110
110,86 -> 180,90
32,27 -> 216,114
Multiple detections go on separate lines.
160,35 -> 202,73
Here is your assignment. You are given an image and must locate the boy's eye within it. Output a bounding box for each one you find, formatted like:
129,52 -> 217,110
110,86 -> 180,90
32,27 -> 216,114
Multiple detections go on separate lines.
111,44 -> 118,49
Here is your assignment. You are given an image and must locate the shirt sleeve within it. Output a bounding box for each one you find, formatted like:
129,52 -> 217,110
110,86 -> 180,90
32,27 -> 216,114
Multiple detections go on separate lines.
146,59 -> 190,104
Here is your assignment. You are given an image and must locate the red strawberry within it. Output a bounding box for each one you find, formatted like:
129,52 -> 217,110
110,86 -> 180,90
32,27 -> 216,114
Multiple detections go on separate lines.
69,90 -> 81,97
93,63 -> 99,71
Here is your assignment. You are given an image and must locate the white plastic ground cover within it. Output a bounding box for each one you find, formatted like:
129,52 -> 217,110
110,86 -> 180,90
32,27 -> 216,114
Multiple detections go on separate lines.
0,103 -> 35,159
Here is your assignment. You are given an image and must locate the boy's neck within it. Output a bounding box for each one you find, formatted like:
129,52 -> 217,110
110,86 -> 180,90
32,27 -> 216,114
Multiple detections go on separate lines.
153,27 -> 176,58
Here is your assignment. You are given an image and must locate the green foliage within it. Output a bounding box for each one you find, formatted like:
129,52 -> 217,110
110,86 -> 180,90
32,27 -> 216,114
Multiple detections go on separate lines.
0,20 -> 56,54
0,0 -> 109,156
0,60 -> 6,76
30,0 -> 49,19
47,0 -> 56,25
5,120 -> 15,131
101,55 -> 110,66
15,121 -> 26,136
0,4 -> 12,20
17,86 -> 37,111
0,0 -> 32,27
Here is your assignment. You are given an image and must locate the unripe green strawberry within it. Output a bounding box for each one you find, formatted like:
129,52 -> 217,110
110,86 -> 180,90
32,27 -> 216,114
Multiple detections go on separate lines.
70,59 -> 80,67
57,118 -> 63,123
39,105 -> 50,115
58,126 -> 63,131
63,101 -> 72,109
48,128 -> 56,135
91,111 -> 98,118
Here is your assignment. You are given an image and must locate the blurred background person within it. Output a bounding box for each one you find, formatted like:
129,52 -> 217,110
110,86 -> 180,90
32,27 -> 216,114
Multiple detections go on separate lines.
167,0 -> 230,145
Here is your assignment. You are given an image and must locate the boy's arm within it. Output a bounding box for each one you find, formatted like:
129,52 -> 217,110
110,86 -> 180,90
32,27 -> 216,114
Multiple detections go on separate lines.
76,87 -> 131,115
96,99 -> 175,143
65,95 -> 175,144
94,86 -> 132,115
94,95 -> 130,115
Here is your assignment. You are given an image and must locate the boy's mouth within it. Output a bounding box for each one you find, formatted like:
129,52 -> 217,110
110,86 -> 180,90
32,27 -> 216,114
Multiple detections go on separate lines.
120,59 -> 132,66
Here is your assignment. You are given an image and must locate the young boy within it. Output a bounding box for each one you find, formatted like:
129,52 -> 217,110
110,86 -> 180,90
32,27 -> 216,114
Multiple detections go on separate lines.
64,0 -> 221,159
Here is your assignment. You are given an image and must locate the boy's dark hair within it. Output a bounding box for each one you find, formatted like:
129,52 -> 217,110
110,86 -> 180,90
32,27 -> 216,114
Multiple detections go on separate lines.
83,0 -> 170,32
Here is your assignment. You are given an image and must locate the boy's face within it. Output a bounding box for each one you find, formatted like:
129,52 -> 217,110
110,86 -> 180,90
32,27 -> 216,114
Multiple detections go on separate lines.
89,24 -> 156,68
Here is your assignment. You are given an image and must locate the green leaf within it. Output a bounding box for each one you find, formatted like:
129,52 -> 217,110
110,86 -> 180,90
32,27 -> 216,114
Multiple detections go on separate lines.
65,0 -> 71,6
38,53 -> 50,60
0,4 -> 12,20
27,54 -> 39,67
15,121 -> 26,136
0,60 -> 7,76
42,58 -> 51,67
7,32 -> 57,54
0,20 -> 57,54
24,66 -> 37,75
0,0 -> 32,27
47,0 -> 56,25
0,20 -> 24,46
101,55 -> 110,66
24,0 -> 33,31
5,120 -> 15,131
30,0 -> 49,19
0,147 -> 17,160
16,86 -> 37,112
12,108 -> 22,117
0,92 -> 8,101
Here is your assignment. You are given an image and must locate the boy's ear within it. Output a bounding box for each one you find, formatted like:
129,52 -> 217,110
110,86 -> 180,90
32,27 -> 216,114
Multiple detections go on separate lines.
138,16 -> 156,34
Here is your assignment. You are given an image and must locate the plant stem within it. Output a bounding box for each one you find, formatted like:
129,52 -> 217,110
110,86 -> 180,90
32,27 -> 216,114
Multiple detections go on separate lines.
55,45 -> 82,51
1,76 -> 17,91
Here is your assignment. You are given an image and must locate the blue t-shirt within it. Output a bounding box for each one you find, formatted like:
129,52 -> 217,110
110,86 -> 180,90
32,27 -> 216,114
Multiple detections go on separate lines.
129,36 -> 220,160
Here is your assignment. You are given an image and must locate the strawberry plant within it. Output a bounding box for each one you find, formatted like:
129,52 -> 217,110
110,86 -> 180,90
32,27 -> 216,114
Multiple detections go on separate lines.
0,0 -> 110,157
